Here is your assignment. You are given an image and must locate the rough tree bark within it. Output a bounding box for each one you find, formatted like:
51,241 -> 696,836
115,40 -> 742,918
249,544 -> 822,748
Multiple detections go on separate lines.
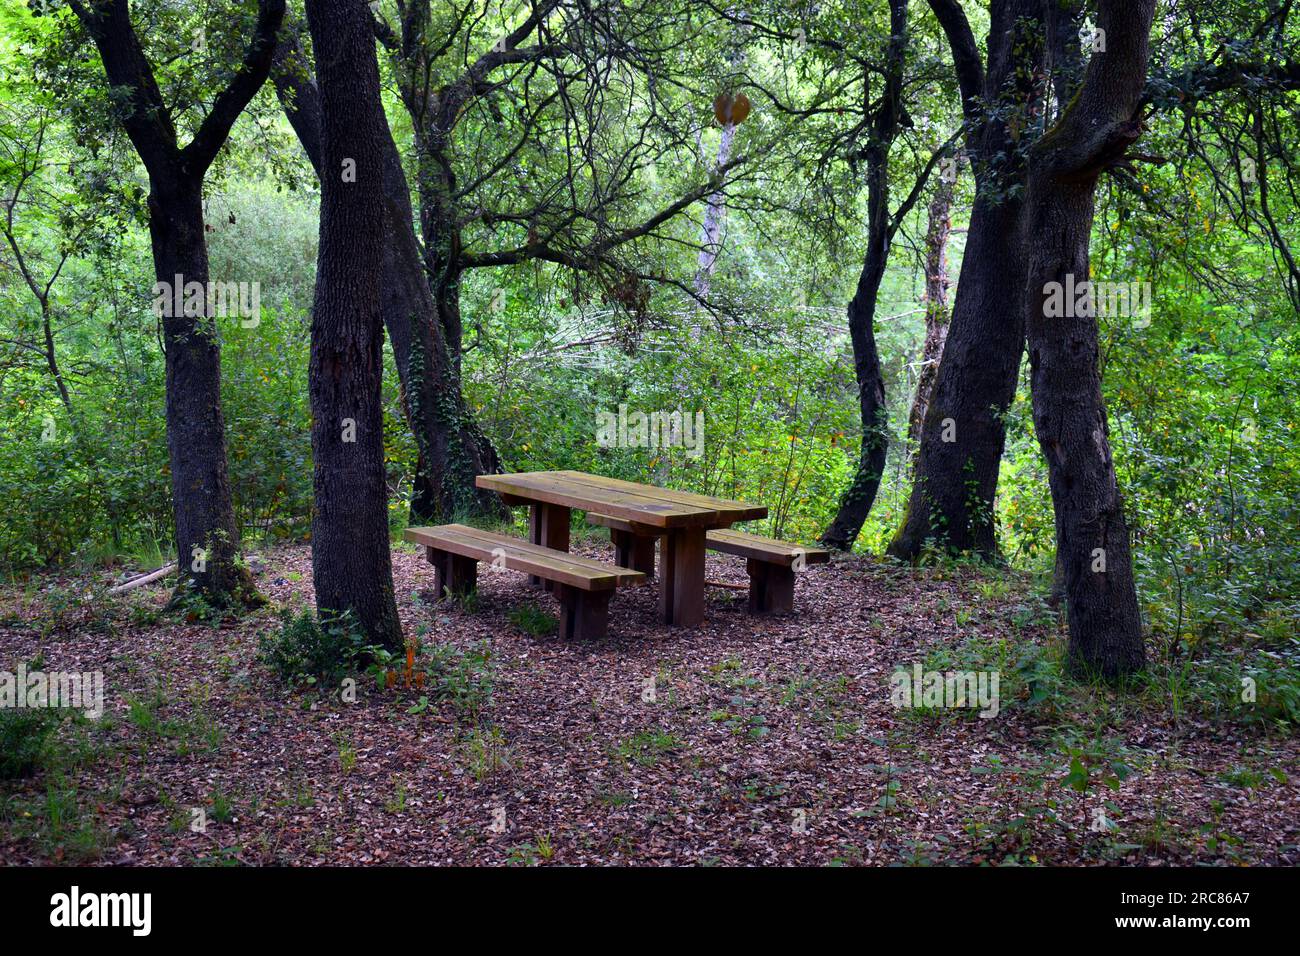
888,0 -> 1044,561
272,29 -> 507,526
304,0 -> 402,649
819,0 -> 908,551
69,0 -> 284,607
1023,0 -> 1155,678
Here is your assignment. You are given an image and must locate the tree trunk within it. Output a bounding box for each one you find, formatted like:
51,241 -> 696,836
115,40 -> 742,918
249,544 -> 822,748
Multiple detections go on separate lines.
820,252 -> 890,551
1022,0 -> 1154,678
149,178 -> 259,606
69,0 -> 283,608
415,135 -> 465,365
819,0 -> 908,551
906,177 -> 955,449
887,197 -> 1027,558
888,0 -> 1044,561
378,120 -> 505,524
272,31 -> 507,526
694,121 -> 736,299
305,0 -> 402,649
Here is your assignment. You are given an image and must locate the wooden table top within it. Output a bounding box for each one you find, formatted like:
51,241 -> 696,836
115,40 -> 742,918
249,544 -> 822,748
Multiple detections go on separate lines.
476,470 -> 767,529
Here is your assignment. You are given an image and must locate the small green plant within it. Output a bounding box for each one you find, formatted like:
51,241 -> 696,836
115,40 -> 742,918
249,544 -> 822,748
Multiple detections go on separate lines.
334,733 -> 357,774
195,846 -> 244,867
0,708 -> 63,779
277,776 -> 315,809
1060,733 -> 1134,795
508,604 -> 557,637
1199,800 -> 1245,861
123,685 -> 222,756
460,724 -> 511,781
877,763 -> 902,812
259,609 -> 375,689
166,805 -> 192,835
422,642 -> 496,720
385,778 -> 408,814
2,769 -> 113,862
168,579 -> 228,626
614,729 -> 681,766
125,688 -> 167,738
1218,765 -> 1286,790
507,834 -> 554,865
593,787 -> 634,807
210,786 -> 235,824
710,695 -> 770,740
536,832 -> 554,861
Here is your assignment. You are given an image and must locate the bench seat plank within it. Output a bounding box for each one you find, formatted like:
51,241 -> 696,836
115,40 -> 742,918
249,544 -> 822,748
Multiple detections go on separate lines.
405,524 -> 644,591
704,529 -> 831,567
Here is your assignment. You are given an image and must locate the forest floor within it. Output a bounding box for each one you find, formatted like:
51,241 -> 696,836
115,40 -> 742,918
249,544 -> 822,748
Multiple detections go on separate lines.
1,535 -> 1296,866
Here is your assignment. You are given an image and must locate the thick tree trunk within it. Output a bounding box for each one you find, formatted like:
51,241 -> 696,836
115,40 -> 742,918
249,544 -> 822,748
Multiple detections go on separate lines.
273,32 -> 506,526
906,178 -> 955,449
1025,181 -> 1143,677
819,0 -> 908,551
888,197 -> 1027,558
888,0 -> 1044,561
1022,0 -> 1154,678
305,0 -> 402,649
149,179 -> 259,606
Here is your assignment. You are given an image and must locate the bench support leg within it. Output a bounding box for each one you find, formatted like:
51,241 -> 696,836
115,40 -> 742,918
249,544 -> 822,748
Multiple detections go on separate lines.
557,585 -> 611,640
660,528 -> 706,627
529,503 -> 571,591
611,529 -> 656,579
428,547 -> 477,599
747,559 -> 795,615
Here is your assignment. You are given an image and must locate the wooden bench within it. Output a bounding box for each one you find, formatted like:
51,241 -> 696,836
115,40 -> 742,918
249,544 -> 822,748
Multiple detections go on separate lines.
404,524 -> 644,640
586,514 -> 829,615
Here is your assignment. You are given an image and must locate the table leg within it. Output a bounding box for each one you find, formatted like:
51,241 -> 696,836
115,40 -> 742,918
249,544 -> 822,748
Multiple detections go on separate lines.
529,503 -> 570,591
611,529 -> 657,579
660,527 -> 705,626
633,535 -> 656,578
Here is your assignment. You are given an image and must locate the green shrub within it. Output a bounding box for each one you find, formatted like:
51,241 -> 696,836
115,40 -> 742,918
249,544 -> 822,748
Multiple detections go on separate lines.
1168,639 -> 1300,731
507,604 -> 557,637
258,609 -> 372,689
0,709 -> 64,779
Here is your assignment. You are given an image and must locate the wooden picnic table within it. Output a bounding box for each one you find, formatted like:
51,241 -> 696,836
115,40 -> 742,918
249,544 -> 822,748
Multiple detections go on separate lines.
476,470 -> 767,627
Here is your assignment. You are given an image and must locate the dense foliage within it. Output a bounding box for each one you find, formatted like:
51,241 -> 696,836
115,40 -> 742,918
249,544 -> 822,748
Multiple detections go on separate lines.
0,0 -> 1296,664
